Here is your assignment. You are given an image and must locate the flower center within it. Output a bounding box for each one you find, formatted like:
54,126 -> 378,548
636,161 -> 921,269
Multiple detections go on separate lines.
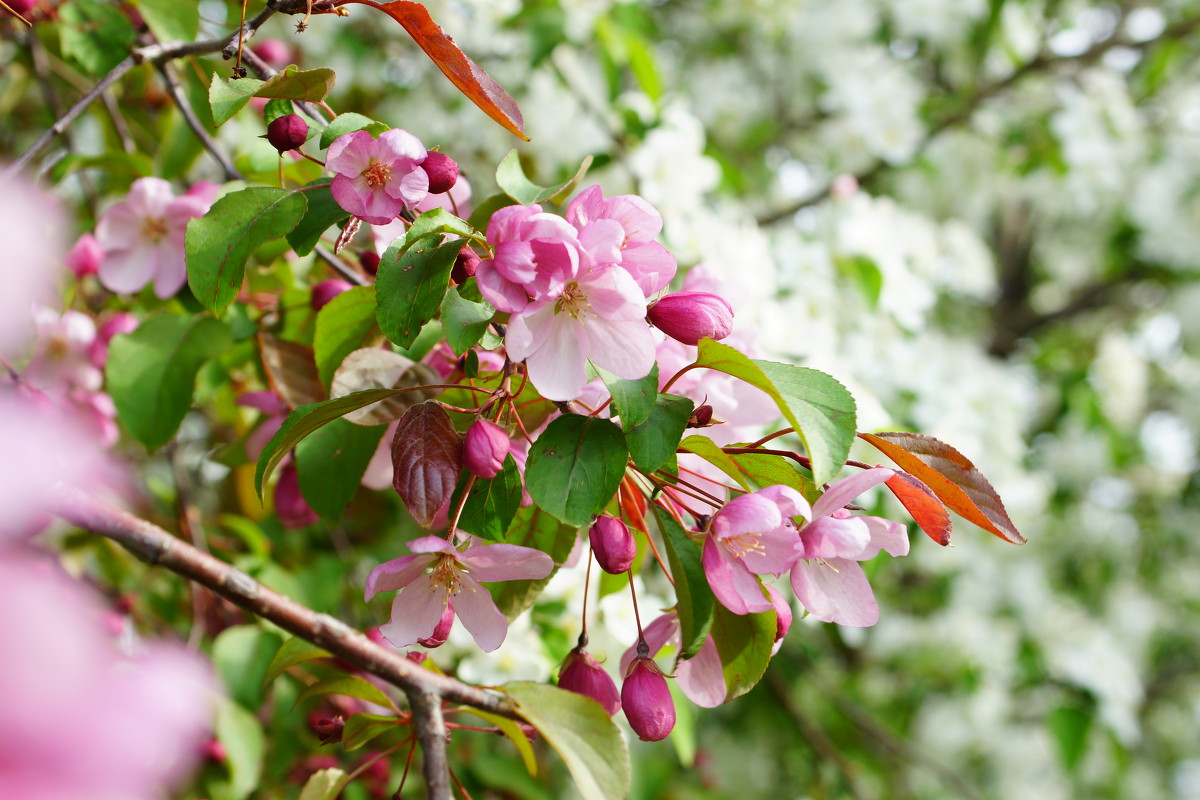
554,282 -> 593,321
363,160 -> 392,190
723,531 -> 766,559
431,556 -> 465,597
142,216 -> 168,243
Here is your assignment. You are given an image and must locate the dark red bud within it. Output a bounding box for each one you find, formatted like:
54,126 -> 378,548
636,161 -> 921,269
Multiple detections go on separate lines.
420,150 -> 459,194
309,713 -> 345,744
589,516 -> 636,574
558,648 -> 620,716
686,404 -> 714,428
621,657 -> 675,742
451,246 -> 481,285
359,249 -> 381,276
417,603 -> 455,648
266,114 -> 309,153
311,279 -> 354,310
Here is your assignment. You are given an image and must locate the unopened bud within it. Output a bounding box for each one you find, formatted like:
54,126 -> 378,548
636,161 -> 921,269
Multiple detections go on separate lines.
647,292 -> 734,346
359,249 -> 381,276
589,516 -> 636,574
621,657 -> 675,742
420,150 -> 459,194
417,603 -> 455,648
463,418 -> 509,479
686,404 -> 714,428
311,279 -> 353,310
309,714 -> 345,744
451,246 -> 481,285
558,648 -> 620,716
202,738 -> 227,764
65,233 -> 102,277
266,113 -> 309,153
274,462 -> 318,529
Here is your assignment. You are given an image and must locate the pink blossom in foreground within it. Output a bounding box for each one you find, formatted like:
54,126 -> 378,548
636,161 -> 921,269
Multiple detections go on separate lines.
620,612 -> 726,708
506,267 -> 656,401
94,177 -> 210,298
565,186 -> 677,296
327,129 -> 429,225
476,203 -> 583,313
365,535 -> 553,652
789,468 -> 910,627
703,484 -> 808,615
0,557 -> 215,800
0,169 -> 65,355
558,647 -> 621,715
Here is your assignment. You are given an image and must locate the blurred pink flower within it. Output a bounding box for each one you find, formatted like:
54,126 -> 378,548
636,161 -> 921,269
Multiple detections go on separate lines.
365,535 -> 553,652
327,129 -> 429,225
94,177 -> 210,298
65,232 -> 102,277
0,169 -> 66,356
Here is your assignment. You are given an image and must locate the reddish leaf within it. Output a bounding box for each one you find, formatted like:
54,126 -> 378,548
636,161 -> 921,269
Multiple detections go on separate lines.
859,432 -> 1025,544
884,471 -> 952,546
391,401 -> 462,527
259,333 -> 326,409
343,0 -> 527,141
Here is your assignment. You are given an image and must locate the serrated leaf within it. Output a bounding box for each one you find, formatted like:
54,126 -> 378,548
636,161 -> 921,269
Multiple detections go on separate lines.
342,714 -> 404,751
526,415 -> 629,526
453,455 -> 523,541
753,359 -> 856,487
263,636 -> 333,687
654,505 -> 714,659
440,284 -> 494,356
391,402 -> 462,528
884,470 -> 952,545
625,393 -> 693,473
209,74 -> 264,126
286,179 -> 352,256
677,435 -> 749,490
710,603 -> 775,702
319,112 -> 389,149
342,0 -> 526,139
504,681 -> 630,800
295,418 -> 386,519
491,505 -> 577,618
254,66 -> 336,102
726,450 -> 816,499
599,365 -> 658,427
186,187 -> 307,314
294,674 -> 399,712
259,333 -> 325,409
59,0 -> 135,76
376,235 -> 462,348
106,314 -> 233,450
298,768 -> 348,800
404,208 -> 477,246
496,150 -> 593,205
859,431 -> 1024,544
314,285 -> 378,387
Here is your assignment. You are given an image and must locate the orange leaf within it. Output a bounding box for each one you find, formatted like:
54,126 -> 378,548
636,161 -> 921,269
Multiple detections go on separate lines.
884,471 -> 952,546
343,0 -> 527,140
859,432 -> 1025,544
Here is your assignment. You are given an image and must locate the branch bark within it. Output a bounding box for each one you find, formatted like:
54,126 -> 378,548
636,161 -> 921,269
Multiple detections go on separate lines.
407,690 -> 451,800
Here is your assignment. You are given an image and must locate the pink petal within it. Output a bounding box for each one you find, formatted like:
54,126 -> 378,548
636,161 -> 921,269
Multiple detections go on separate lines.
577,218 -> 625,269
811,468 -> 895,518
582,315 -> 656,381
98,246 -> 159,295
740,526 -> 801,576
364,554 -> 432,601
619,242 -> 677,296
376,128 -> 427,162
407,535 -> 459,555
620,612 -> 680,675
380,578 -> 449,647
475,260 -> 530,313
711,494 -> 784,540
789,558 -> 879,627
150,240 -> 187,298
702,535 -> 773,615
326,130 -> 374,175
451,573 -> 509,652
492,241 -> 538,284
460,542 -> 554,581
512,307 -> 589,402
801,515 -> 871,560
757,484 -> 812,522
676,635 -> 725,708
858,515 -> 909,558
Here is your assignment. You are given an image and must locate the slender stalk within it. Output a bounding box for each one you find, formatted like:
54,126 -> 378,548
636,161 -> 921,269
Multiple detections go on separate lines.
157,62 -> 240,181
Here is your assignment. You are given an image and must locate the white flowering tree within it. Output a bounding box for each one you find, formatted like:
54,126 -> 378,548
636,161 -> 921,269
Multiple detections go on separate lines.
2,1 -> 1198,799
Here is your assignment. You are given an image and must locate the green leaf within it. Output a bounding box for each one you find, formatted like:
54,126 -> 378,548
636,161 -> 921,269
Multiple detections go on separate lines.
726,450 -> 816,499
261,97 -> 295,126
625,393 -> 693,473
504,682 -> 630,800
215,698 -> 265,800
319,112 -> 389,150
752,360 -> 856,487
208,74 -> 265,126
496,150 -> 594,205
298,768 -> 348,800
254,66 -> 337,102
263,636 -> 333,687
710,603 -> 775,702
491,505 -> 577,618
295,418 -> 386,519
834,254 -> 882,309
136,0 -> 199,42
376,235 -> 462,348
526,415 -> 629,526
453,455 -> 524,541
404,208 -> 477,246
286,179 -> 351,256
653,506 -> 714,659
186,187 -> 308,314
342,714 -> 404,751
467,192 -> 519,232
599,365 -> 658,427
212,626 -> 283,709
460,708 -> 539,776
1048,705 -> 1092,772
295,675 -> 399,712
677,435 -> 749,490
106,314 -> 232,450
59,0 -> 136,76
440,285 -> 494,356
313,285 -> 377,387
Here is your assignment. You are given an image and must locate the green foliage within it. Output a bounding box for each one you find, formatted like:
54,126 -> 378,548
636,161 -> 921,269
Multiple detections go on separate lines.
294,418 -> 386,519
313,285 -> 378,387
58,0 -> 135,76
376,235 -> 462,348
525,414 -> 629,526
286,179 -> 350,256
654,506 -> 715,659
624,392 -> 693,473
452,455 -> 524,541
496,150 -> 593,205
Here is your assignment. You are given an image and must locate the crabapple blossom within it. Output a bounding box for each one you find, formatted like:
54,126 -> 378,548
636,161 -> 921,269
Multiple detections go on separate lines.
565,185 -> 677,295
475,203 -> 583,313
622,656 -> 676,741
558,647 -> 621,715
94,177 -> 211,298
365,535 -> 553,652
0,169 -> 65,355
589,515 -> 637,574
463,418 -> 510,478
327,129 -> 429,225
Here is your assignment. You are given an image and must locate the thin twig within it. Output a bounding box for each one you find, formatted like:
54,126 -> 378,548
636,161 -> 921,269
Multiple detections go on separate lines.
407,690 -> 451,800
157,62 -> 241,181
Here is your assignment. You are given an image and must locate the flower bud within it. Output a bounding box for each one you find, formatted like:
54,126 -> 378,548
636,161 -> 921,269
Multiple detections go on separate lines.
309,713 -> 345,744
89,312 -> 139,368
266,113 -> 309,154
686,404 -> 714,428
311,279 -> 353,310
589,516 -> 636,574
251,38 -> 292,69
420,150 -> 459,194
451,246 -> 481,285
359,249 -> 381,276
621,657 -> 675,742
558,648 -> 620,716
463,418 -> 509,478
647,291 -> 734,346
417,603 -> 455,648
275,463 -> 319,529
65,233 -> 102,277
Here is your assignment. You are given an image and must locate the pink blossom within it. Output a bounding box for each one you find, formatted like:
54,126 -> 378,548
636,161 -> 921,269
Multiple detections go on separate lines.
475,203 -> 584,313
365,535 -> 553,652
89,311 -> 139,368
65,232 -> 102,277
327,129 -> 429,225
788,469 -> 910,627
23,308 -> 103,397
648,291 -> 734,345
620,612 -> 726,708
589,515 -> 636,574
371,177 -> 475,255
0,169 -> 65,356
463,418 -> 510,478
94,177 -> 210,298
621,657 -> 676,741
565,186 -> 677,296
505,267 -> 656,401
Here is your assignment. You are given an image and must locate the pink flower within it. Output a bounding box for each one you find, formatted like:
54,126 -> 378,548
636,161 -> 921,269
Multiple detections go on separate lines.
0,169 -> 65,356
565,186 -> 677,296
475,204 -> 583,313
558,647 -> 621,715
274,462 -> 319,529
648,291 -> 734,345
788,469 -> 910,627
620,612 -> 726,708
23,308 -> 103,398
505,267 -> 656,401
365,535 -> 554,652
94,177 -> 210,298
327,129 -> 429,225
463,418 -> 510,479
703,485 -> 808,615
621,657 -> 676,741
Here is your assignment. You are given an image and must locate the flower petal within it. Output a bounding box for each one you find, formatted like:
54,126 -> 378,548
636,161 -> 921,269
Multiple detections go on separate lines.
789,558 -> 879,627
858,515 -> 910,559
619,612 -> 680,676
98,246 -> 160,295
740,526 -> 801,576
380,578 -> 448,647
365,554 -> 432,601
451,573 -> 509,652
757,484 -> 812,523
711,494 -> 783,540
811,468 -> 895,518
676,635 -> 726,708
461,542 -> 554,581
407,536 -> 459,555
801,515 -> 871,560
703,535 -> 773,615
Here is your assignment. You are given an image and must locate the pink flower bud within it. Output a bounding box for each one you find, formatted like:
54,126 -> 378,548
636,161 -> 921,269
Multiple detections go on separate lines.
251,38 -> 292,69
6,0 -> 36,16
65,233 -> 102,277
621,657 -> 675,742
275,463 -> 319,529
309,713 -> 345,744
647,291 -> 734,346
451,246 -> 480,285
359,249 -> 381,275
267,113 -> 309,153
463,418 -> 509,478
589,516 -> 636,574
558,648 -> 620,716
417,603 -> 455,648
420,150 -> 459,194
686,404 -> 714,428
312,279 -> 353,310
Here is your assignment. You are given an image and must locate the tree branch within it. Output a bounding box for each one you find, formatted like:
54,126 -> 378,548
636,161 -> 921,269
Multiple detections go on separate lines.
407,690 -> 451,800
157,62 -> 240,182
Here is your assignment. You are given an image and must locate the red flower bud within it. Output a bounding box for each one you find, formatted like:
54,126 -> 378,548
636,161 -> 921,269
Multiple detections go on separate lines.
686,404 -> 714,428
309,713 -> 345,744
621,657 -> 675,742
463,418 -> 510,478
274,462 -> 318,528
417,603 -> 455,648
311,279 -> 354,310
420,150 -> 459,194
589,516 -> 636,574
451,246 -> 481,285
65,233 -> 102,277
266,113 -> 309,153
647,291 -> 734,346
558,647 -> 620,716
359,249 -> 381,276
